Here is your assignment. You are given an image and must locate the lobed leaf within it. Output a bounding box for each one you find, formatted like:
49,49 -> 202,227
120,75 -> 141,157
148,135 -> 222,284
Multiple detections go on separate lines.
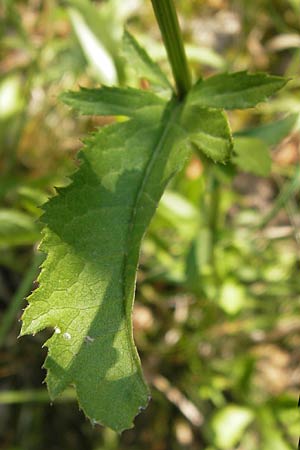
21,98 -> 191,432
188,71 -> 287,110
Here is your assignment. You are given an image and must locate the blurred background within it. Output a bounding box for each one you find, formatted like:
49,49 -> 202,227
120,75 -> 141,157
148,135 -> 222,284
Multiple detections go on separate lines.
1,0 -> 300,449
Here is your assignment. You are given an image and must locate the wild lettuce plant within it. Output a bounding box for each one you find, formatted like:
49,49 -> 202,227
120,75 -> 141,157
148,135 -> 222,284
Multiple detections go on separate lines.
21,0 -> 286,432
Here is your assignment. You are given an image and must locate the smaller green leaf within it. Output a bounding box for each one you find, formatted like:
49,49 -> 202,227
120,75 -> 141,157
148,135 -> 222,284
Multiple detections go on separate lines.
123,30 -> 172,92
68,6 -> 117,85
188,71 -> 287,110
0,209 -> 40,247
185,44 -> 226,70
235,113 -> 299,146
66,0 -> 125,84
181,105 -> 233,163
61,86 -> 166,117
233,137 -> 271,176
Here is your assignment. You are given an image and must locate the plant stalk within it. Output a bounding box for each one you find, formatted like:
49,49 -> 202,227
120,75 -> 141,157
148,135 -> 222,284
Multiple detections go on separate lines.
0,388 -> 76,404
151,0 -> 192,99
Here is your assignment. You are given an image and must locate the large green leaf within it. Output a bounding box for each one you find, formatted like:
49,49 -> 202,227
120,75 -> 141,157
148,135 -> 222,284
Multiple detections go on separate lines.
21,97 -> 191,432
188,72 -> 287,110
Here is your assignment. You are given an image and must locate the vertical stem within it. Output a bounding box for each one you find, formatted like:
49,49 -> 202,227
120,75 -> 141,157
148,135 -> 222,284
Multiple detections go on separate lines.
151,0 -> 192,99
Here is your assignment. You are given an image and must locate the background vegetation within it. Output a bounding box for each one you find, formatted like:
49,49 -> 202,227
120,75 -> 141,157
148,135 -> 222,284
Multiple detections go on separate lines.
1,0 -> 299,448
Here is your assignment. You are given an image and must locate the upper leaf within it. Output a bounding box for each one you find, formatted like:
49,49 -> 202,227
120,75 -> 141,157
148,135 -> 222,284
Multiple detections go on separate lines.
21,98 -> 190,432
123,30 -> 173,93
61,86 -> 166,117
188,71 -> 287,110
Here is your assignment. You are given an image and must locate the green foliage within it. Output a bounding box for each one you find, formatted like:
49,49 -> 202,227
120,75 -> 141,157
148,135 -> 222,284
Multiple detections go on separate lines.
0,209 -> 40,247
235,113 -> 298,146
19,18 -> 288,431
182,106 -> 233,162
21,96 -> 190,431
61,86 -> 166,117
188,72 -> 287,109
2,0 -> 295,444
123,30 -> 172,93
22,25 -> 283,431
66,0 -> 134,84
233,137 -> 272,176
211,404 -> 254,449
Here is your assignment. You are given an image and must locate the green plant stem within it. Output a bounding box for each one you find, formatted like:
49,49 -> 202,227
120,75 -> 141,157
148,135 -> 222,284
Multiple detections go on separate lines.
0,252 -> 43,347
151,0 -> 192,99
0,389 -> 76,404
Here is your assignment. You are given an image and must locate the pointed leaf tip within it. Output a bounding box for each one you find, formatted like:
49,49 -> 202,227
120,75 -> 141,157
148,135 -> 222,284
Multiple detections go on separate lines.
188,71 -> 288,110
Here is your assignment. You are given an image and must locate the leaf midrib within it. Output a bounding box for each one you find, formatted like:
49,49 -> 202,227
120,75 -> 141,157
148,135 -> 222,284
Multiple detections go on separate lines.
121,97 -> 184,365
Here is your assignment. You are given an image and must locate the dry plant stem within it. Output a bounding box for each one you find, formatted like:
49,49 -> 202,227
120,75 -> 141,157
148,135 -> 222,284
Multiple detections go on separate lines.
151,0 -> 192,99
152,374 -> 204,426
